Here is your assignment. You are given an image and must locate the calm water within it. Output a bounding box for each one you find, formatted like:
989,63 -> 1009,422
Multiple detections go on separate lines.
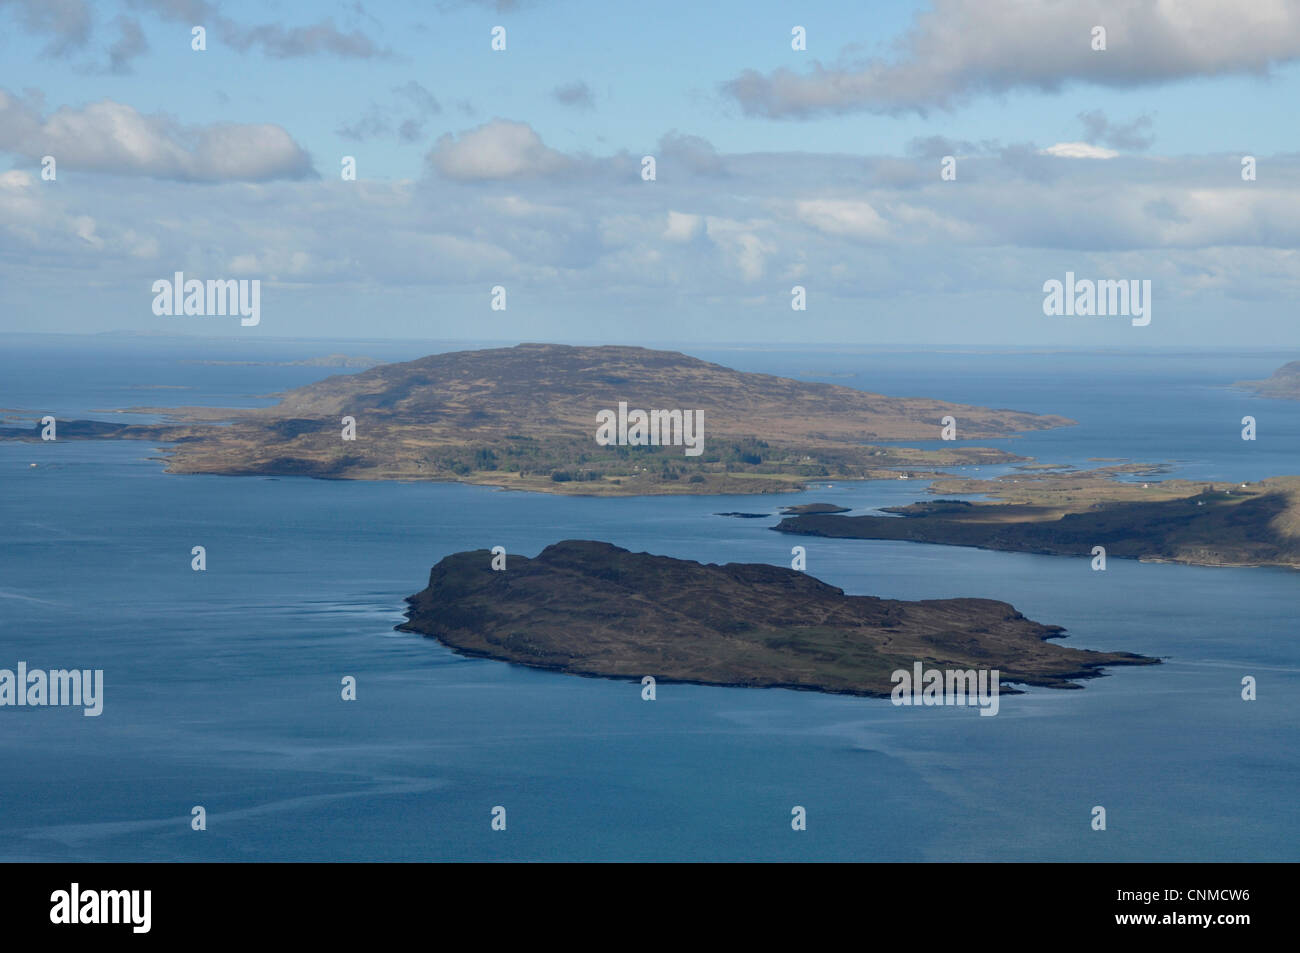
0,336 -> 1297,861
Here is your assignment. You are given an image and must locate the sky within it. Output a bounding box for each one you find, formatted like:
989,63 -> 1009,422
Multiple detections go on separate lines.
1,0 -> 1299,347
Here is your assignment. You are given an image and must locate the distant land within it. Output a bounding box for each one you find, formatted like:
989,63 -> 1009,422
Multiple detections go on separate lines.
780,503 -> 851,514
1236,361 -> 1300,399
776,467 -> 1300,570
180,354 -> 381,368
0,343 -> 1074,496
398,540 -> 1156,696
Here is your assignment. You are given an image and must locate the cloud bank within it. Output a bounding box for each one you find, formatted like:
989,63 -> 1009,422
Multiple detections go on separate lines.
723,0 -> 1300,117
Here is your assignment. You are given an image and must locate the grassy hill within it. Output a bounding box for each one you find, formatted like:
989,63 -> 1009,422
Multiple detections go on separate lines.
1,343 -> 1074,495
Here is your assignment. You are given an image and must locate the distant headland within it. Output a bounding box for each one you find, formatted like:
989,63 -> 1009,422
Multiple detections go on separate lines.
776,467 -> 1300,570
1236,360 -> 1300,400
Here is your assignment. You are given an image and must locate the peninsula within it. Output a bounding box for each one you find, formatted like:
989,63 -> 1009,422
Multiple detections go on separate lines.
0,343 -> 1073,496
397,540 -> 1156,696
1236,360 -> 1300,400
776,467 -> 1300,569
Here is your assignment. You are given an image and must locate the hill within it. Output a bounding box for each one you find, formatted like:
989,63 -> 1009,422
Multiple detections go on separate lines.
398,540 -> 1156,696
0,343 -> 1074,495
1236,360 -> 1300,399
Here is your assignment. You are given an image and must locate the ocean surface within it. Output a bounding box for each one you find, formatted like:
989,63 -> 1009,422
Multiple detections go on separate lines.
1,335 -> 1297,861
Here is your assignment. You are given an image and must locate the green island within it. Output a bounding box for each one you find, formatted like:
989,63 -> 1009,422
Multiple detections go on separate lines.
776,466 -> 1300,570
0,343 -> 1072,496
397,540 -> 1157,696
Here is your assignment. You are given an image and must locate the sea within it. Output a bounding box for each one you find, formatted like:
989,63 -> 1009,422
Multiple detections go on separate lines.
0,334 -> 1296,861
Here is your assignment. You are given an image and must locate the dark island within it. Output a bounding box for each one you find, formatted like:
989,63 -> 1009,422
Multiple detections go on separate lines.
775,467 -> 1300,570
0,343 -> 1072,496
397,540 -> 1156,696
779,502 -> 851,515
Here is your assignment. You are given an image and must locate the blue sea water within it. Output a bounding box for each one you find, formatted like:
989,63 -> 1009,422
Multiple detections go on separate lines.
0,336 -> 1296,861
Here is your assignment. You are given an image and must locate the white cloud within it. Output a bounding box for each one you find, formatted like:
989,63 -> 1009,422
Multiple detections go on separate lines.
663,211 -> 702,242
0,89 -> 314,182
1041,142 -> 1120,159
428,120 -> 572,181
705,217 -> 772,281
5,137 -> 1300,337
795,199 -> 890,240
0,169 -> 34,189
484,195 -> 571,219
72,215 -> 101,248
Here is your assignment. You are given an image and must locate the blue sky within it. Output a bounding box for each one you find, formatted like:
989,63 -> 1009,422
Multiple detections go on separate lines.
2,0 -> 1299,346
